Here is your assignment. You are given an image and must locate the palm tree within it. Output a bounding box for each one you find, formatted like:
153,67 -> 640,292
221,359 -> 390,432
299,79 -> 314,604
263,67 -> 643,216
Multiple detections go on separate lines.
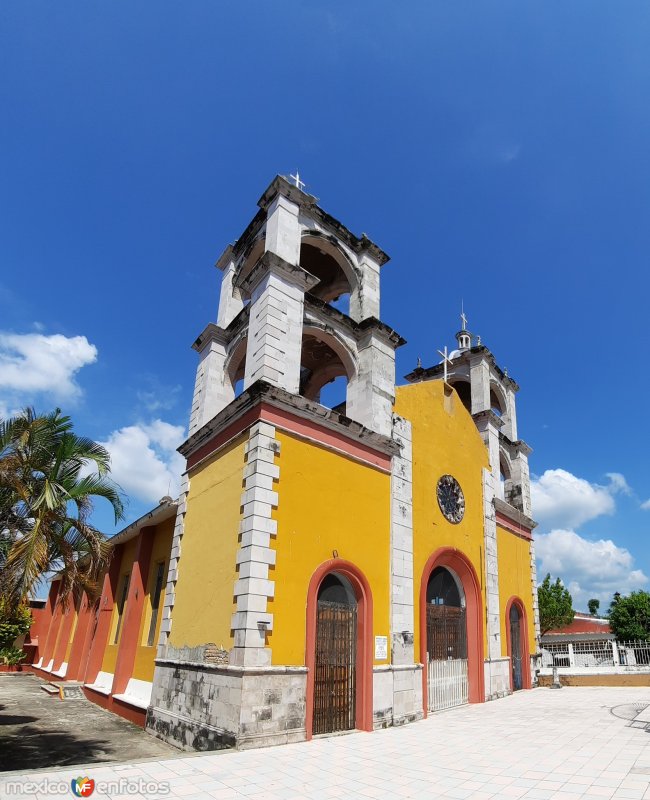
0,408 -> 124,610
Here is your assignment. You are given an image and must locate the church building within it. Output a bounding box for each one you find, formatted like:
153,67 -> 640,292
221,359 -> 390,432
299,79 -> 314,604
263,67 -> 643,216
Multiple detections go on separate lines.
29,175 -> 540,751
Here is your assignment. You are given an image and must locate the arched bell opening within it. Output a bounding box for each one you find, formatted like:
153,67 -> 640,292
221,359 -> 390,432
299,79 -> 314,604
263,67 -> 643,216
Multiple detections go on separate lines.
499,451 -> 512,502
499,450 -> 516,505
490,386 -> 505,417
225,336 -> 247,399
300,236 -> 356,317
300,327 -> 356,413
449,379 -> 472,414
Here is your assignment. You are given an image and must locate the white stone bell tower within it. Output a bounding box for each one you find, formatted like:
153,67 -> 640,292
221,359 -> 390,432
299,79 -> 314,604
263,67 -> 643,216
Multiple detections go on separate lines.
404,311 -> 538,693
189,174 -> 404,439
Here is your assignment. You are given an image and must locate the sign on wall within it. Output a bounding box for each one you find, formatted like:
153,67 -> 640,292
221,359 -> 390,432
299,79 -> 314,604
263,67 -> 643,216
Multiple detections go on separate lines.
374,635 -> 388,660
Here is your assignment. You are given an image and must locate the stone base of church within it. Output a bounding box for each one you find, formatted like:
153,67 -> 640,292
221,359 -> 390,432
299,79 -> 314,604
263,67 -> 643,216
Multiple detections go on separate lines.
146,659 -> 308,751
373,664 -> 424,729
484,657 -> 512,700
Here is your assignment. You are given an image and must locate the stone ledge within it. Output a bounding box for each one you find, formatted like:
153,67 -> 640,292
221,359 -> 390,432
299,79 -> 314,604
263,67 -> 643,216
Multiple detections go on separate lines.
494,498 -> 537,532
154,658 -> 308,676
180,379 -> 401,462
373,664 -> 423,672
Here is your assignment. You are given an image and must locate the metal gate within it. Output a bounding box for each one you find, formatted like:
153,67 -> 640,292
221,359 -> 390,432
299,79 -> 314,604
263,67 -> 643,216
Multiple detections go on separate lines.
510,605 -> 523,690
313,600 -> 357,734
426,604 -> 468,712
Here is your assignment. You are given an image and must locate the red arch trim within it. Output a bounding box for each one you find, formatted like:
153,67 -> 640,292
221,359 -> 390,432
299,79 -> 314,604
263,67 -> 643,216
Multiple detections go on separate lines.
419,547 -> 485,716
505,596 -> 532,690
305,559 -> 373,739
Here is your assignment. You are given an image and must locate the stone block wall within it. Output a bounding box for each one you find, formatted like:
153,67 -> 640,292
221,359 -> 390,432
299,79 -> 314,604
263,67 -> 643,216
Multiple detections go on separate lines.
372,665 -> 423,729
484,657 -> 511,700
146,659 -> 307,751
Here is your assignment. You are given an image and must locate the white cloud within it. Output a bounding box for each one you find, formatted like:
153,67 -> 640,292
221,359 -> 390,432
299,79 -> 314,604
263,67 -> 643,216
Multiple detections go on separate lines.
530,469 -> 628,530
641,499 -> 650,511
536,528 -> 648,611
0,331 -> 97,400
101,420 -> 186,505
605,472 -> 633,496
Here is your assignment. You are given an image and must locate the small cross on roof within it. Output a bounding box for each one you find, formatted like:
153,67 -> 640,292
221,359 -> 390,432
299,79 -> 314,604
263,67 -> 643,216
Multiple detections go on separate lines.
437,345 -> 453,383
289,171 -> 306,191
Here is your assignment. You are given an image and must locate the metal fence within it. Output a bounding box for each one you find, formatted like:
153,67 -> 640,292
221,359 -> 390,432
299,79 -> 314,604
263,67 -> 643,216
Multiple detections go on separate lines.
541,640 -> 650,668
427,657 -> 469,711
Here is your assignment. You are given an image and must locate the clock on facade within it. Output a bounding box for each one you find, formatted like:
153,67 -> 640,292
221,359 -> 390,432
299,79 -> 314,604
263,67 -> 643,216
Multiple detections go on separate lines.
436,474 -> 465,523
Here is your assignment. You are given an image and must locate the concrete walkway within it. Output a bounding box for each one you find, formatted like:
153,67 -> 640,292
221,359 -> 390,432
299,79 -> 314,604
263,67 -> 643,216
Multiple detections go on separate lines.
3,686 -> 650,799
0,674 -> 177,772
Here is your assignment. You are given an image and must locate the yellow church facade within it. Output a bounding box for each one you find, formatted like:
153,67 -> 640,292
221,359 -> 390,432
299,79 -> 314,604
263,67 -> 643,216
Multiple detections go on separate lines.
141,176 -> 540,750
29,176 -> 538,748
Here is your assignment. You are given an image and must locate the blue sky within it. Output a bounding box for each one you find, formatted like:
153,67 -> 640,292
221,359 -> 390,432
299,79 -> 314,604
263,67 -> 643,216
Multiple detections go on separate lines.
1,2 -> 649,611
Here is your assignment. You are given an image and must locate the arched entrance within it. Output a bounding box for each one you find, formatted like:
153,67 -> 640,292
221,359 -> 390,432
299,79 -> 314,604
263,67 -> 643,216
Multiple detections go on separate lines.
425,567 -> 468,711
420,548 -> 485,716
314,574 -> 357,734
506,597 -> 531,691
305,560 -> 373,738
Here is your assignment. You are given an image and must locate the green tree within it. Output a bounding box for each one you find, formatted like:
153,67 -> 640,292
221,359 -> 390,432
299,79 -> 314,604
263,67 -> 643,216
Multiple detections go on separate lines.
0,408 -> 124,611
0,597 -> 31,648
588,598 -> 600,616
537,573 -> 575,635
608,591 -> 650,642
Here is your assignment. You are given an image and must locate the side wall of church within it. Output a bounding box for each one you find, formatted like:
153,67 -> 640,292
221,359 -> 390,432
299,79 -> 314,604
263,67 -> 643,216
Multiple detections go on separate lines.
132,519 -> 175,683
167,436 -> 246,653
101,537 -> 139,677
394,381 -> 490,660
270,430 -> 392,666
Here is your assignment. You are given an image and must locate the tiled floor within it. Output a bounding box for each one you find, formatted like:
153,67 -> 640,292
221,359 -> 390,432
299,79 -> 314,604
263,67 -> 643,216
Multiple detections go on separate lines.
3,686 -> 650,799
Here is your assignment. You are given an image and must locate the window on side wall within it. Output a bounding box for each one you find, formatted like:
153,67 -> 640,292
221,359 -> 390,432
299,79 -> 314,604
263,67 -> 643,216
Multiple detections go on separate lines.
113,573 -> 130,644
146,561 -> 166,647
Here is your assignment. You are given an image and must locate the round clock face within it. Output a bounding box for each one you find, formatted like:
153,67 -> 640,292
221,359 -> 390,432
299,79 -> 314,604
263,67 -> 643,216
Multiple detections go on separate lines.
437,475 -> 465,523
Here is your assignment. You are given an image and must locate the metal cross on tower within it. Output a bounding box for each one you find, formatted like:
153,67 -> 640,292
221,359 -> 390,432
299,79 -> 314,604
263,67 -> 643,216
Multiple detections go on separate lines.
460,301 -> 468,331
437,345 -> 453,383
289,171 -> 305,191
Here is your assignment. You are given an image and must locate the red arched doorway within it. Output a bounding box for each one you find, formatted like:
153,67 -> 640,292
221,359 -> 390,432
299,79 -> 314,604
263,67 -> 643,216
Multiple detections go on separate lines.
505,596 -> 531,690
420,548 -> 485,716
305,559 -> 373,739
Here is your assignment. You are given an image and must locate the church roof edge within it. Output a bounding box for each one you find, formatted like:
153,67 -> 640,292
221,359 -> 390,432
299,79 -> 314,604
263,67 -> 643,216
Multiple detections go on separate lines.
404,345 -> 520,391
258,175 -> 390,266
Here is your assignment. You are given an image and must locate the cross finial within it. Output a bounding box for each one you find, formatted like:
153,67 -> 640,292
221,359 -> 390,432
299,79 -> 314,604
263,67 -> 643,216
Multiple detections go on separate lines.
289,171 -> 305,191
460,301 -> 468,331
437,345 -> 453,383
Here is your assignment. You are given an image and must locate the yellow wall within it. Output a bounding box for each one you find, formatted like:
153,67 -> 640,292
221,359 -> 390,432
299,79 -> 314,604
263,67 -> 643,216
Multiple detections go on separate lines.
63,603 -> 80,663
132,518 -> 175,682
497,526 -> 536,653
169,436 -> 246,650
101,537 -> 137,675
394,381 -> 490,659
270,431 -> 392,666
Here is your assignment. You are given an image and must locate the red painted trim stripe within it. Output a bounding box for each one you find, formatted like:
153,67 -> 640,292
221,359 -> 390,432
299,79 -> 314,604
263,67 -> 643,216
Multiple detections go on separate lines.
259,405 -> 392,471
186,403 -> 393,472
496,512 -> 533,541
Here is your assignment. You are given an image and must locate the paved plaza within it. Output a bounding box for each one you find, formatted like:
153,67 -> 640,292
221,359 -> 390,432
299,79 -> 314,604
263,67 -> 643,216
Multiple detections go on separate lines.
3,686 -> 650,799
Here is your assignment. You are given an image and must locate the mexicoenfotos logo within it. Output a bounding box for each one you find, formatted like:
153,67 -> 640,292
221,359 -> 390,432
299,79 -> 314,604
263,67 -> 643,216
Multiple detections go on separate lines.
3,776 -> 169,796
70,777 -> 95,797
